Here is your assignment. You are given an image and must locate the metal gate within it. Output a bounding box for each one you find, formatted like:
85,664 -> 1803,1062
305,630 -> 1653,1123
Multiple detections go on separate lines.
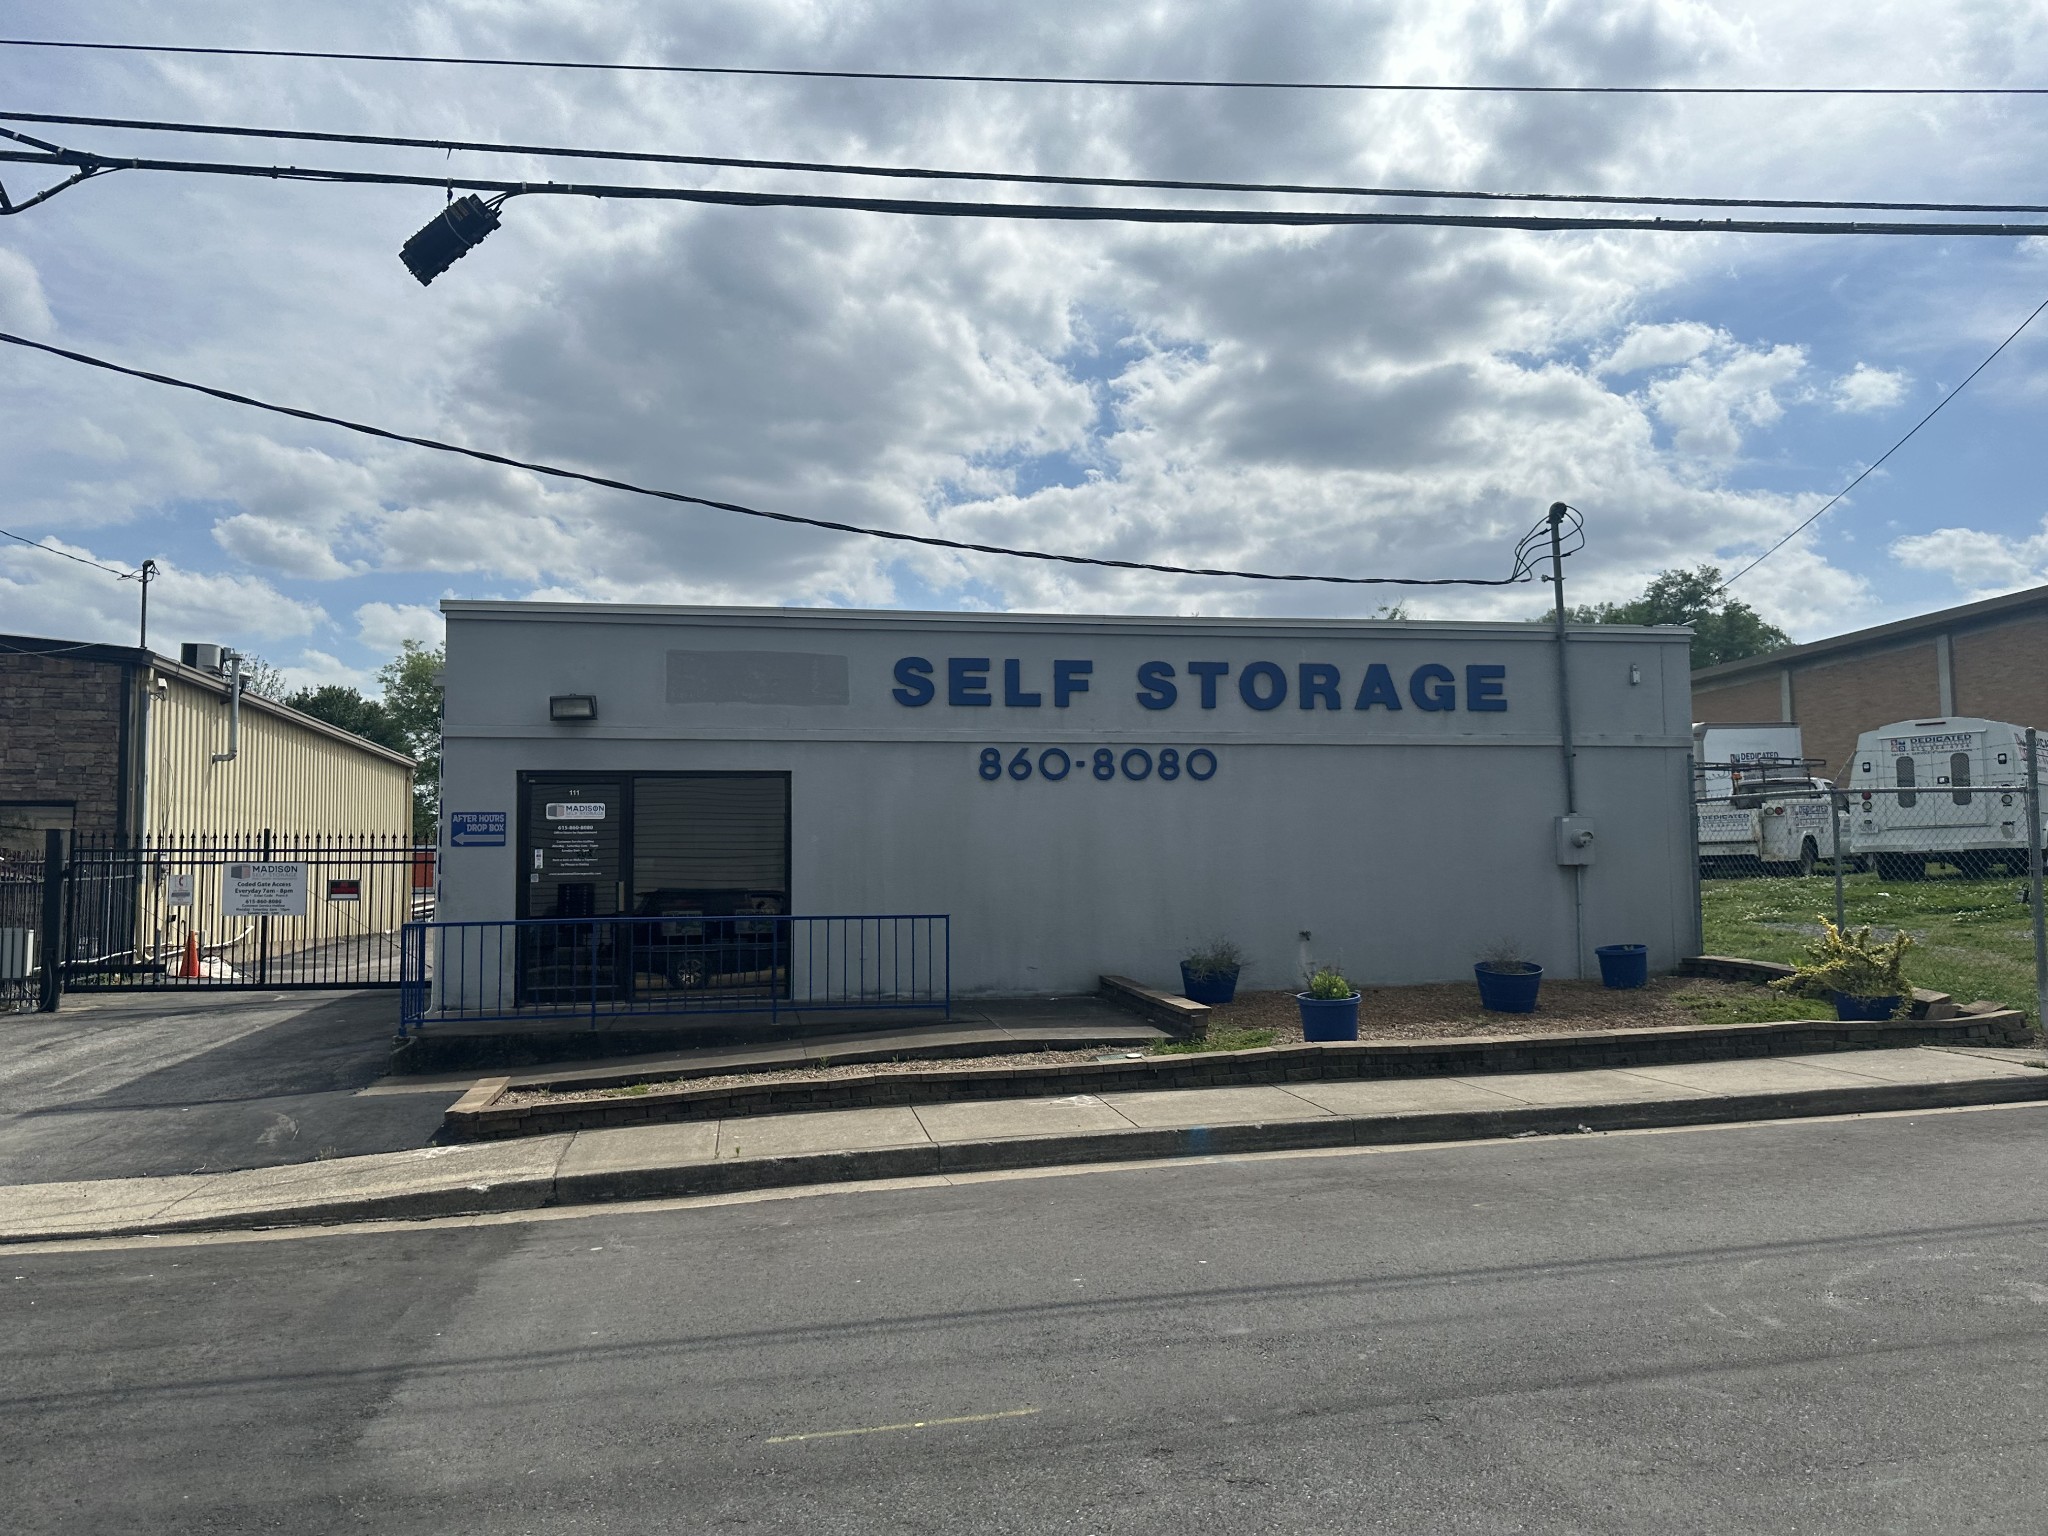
62,833 -> 432,991
1,842 -> 49,1012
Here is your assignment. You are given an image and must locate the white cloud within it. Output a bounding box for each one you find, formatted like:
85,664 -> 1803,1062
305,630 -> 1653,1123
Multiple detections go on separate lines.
0,539 -> 324,648
212,514 -> 357,579
274,649 -> 376,695
1891,519 -> 2048,595
1643,342 -> 1807,460
0,247 -> 54,336
1831,363 -> 1909,413
2,0 -> 2047,657
1594,322 -> 1721,376
354,601 -> 444,655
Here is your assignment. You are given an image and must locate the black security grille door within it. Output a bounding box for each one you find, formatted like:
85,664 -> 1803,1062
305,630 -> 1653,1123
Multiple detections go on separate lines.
630,777 -> 788,914
629,775 -> 790,1002
519,779 -> 626,1003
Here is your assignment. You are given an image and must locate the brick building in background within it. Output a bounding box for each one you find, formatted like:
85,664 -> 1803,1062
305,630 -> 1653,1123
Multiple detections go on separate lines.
1691,583 -> 2048,777
0,634 -> 414,854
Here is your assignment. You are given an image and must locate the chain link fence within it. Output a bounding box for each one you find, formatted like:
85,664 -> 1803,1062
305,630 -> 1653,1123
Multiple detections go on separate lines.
1693,727 -> 2048,1027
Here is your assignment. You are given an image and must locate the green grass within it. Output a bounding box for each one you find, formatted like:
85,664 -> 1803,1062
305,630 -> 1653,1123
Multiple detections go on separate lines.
1701,870 -> 2044,1021
1667,986 -> 1827,1028
1150,1026 -> 1279,1056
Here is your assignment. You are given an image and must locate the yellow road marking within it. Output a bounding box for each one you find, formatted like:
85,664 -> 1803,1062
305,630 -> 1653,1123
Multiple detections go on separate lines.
766,1407 -> 1040,1444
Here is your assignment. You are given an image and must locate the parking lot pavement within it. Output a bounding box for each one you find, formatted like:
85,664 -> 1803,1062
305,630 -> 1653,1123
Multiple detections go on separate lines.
0,990 -> 450,1184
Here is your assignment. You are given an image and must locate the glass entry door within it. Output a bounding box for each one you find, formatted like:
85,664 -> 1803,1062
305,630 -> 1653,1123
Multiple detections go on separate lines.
519,778 -> 626,1002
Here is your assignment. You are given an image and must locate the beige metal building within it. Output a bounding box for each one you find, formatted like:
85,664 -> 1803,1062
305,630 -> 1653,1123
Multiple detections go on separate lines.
1691,582 -> 2048,778
1,633 -> 413,852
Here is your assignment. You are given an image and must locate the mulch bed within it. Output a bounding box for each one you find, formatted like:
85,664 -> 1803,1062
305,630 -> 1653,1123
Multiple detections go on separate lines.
502,975 -> 1774,1108
1205,975 -> 1758,1044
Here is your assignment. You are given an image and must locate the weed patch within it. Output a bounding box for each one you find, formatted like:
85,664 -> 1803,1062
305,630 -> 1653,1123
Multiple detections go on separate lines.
1151,1026 -> 1279,1056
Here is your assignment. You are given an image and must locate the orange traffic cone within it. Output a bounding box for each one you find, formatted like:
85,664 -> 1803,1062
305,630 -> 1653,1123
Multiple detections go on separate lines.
179,931 -> 202,979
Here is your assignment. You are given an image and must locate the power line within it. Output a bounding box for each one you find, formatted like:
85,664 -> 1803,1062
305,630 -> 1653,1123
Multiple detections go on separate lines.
3,38 -> 2044,95
0,330 -> 1546,588
7,109 -> 2048,216
0,524 -> 139,578
7,144 -> 2048,235
1720,294 -> 2048,590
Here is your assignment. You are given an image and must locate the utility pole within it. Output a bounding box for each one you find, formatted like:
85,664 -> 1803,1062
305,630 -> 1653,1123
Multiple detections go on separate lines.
1547,503 -> 1577,813
137,559 -> 157,651
1548,501 -> 1585,979
2027,728 -> 2046,1043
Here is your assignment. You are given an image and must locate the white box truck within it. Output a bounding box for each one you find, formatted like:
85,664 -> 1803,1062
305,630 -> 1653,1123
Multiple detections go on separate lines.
1693,723 -> 1843,876
1846,717 -> 2046,880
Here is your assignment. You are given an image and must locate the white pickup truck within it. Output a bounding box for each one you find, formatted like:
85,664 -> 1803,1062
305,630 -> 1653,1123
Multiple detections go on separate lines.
1694,723 -> 1844,876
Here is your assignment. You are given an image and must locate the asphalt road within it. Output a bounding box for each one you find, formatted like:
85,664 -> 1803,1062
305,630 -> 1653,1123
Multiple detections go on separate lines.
0,990 -> 446,1182
8,1105 -> 2048,1532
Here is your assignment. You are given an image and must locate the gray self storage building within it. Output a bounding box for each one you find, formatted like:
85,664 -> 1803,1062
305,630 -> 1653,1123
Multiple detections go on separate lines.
437,602 -> 1697,999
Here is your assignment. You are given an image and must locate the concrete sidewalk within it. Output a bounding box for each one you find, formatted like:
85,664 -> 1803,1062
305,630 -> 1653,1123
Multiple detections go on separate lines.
4,1045 -> 2043,1243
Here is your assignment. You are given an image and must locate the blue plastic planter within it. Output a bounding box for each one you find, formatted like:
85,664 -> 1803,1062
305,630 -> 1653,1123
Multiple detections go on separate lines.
1833,993 -> 1901,1022
1475,962 -> 1543,1013
1296,992 -> 1361,1041
1180,962 -> 1241,1007
1594,944 -> 1649,989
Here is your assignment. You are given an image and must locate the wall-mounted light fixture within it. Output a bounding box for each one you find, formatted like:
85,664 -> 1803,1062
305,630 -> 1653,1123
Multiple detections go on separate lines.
549,694 -> 598,722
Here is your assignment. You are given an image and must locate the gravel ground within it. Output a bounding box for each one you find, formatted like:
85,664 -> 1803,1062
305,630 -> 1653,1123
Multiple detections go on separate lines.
504,976 -> 1787,1107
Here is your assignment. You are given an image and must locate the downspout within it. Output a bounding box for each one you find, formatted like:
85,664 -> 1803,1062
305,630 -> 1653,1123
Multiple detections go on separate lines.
211,651 -> 244,764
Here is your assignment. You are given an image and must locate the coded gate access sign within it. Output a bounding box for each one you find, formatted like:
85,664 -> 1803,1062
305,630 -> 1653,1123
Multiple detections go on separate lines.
450,811 -> 507,847
223,862 -> 308,918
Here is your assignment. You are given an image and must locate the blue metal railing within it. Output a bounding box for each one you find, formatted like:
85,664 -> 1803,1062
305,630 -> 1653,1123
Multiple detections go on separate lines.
398,913 -> 949,1034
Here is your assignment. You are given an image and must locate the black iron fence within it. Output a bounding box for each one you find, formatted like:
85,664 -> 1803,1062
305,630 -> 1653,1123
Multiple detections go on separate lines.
401,913 -> 950,1033
0,843 -> 47,1012
63,833 -> 432,992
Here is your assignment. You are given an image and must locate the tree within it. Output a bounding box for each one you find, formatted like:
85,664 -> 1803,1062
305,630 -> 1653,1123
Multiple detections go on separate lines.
1561,566 -> 1790,671
282,684 -> 407,755
377,639 -> 444,842
232,653 -> 290,699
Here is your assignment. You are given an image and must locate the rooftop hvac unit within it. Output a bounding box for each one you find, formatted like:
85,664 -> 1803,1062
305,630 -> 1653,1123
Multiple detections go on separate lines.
180,642 -> 225,674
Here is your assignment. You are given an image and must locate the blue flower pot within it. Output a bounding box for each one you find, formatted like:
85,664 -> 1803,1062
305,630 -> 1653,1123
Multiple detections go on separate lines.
1180,962 -> 1241,1006
1475,962 -> 1543,1013
1594,944 -> 1648,989
1833,993 -> 1901,1022
1296,992 -> 1361,1041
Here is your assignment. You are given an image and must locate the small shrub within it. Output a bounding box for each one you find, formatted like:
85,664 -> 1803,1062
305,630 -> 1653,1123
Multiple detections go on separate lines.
1478,941 -> 1537,974
1182,937 -> 1246,979
1770,917 -> 1913,1004
1304,966 -> 1354,1000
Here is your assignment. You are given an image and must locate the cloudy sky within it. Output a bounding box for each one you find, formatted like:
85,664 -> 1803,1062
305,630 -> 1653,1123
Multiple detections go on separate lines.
3,0 -> 2047,689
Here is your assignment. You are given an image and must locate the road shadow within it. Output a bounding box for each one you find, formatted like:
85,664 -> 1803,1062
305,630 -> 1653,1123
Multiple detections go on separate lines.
1,992 -> 455,1184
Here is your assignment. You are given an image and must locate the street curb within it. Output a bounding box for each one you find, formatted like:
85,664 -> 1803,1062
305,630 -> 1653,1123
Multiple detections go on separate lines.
443,1008 -> 2036,1141
13,1071 -> 2048,1244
